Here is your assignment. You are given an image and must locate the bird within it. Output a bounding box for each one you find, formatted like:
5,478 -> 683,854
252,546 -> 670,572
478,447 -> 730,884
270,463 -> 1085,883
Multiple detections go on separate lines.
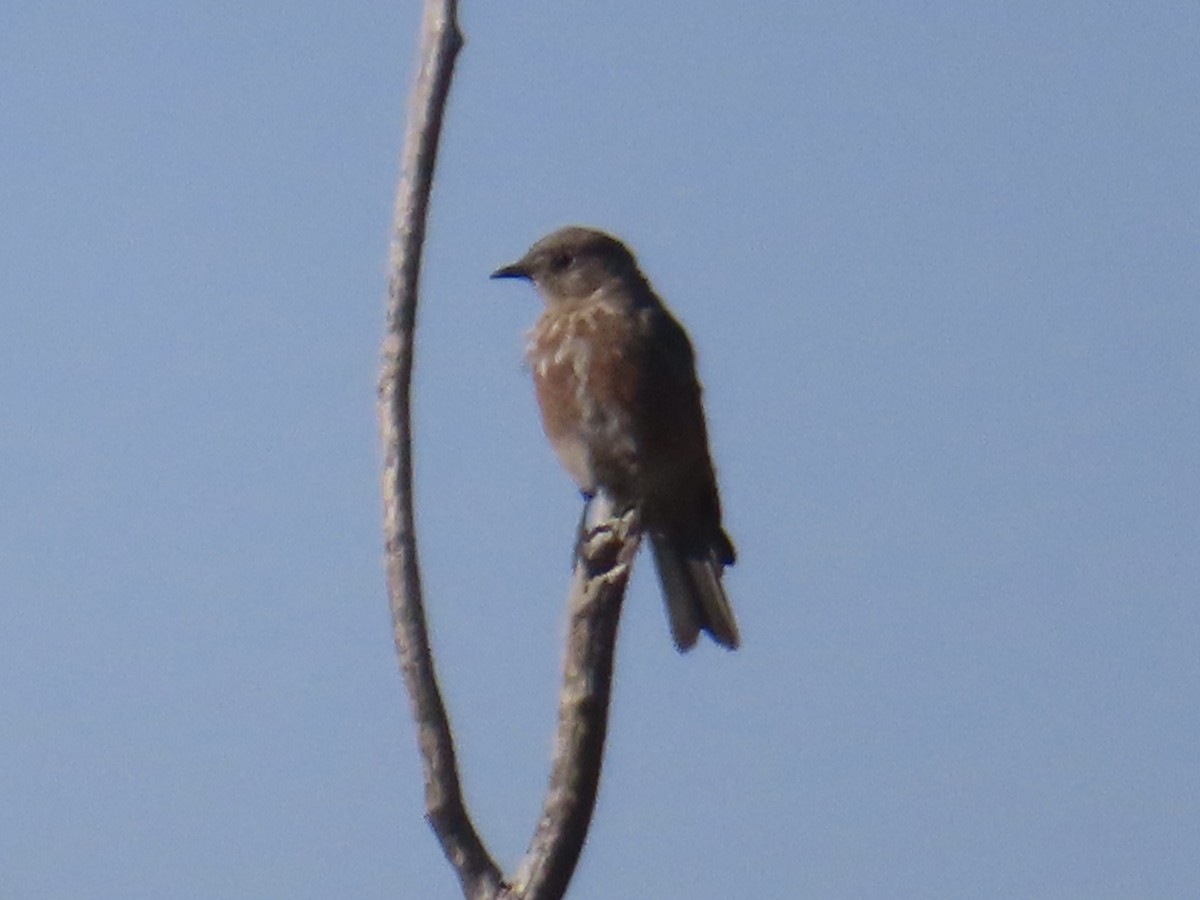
491,226 -> 740,651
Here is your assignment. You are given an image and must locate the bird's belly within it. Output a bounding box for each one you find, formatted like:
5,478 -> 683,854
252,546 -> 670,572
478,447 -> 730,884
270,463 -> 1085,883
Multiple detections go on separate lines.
529,313 -> 642,499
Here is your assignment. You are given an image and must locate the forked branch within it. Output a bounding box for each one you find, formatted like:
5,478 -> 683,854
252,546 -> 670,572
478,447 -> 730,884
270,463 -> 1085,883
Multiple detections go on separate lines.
378,3 -> 634,898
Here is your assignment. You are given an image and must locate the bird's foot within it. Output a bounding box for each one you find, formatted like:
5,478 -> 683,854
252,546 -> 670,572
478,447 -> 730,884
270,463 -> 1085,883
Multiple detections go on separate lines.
578,504 -> 641,576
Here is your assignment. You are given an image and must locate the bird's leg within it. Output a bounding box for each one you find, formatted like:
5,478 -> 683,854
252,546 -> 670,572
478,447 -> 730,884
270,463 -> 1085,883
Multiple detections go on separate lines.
572,490 -> 596,566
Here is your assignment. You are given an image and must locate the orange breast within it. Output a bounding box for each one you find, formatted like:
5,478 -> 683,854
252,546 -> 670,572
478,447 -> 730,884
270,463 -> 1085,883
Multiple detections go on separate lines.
526,302 -> 642,497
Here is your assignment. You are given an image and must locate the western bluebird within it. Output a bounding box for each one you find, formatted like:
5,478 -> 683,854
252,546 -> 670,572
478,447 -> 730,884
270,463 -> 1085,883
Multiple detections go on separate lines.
492,226 -> 739,651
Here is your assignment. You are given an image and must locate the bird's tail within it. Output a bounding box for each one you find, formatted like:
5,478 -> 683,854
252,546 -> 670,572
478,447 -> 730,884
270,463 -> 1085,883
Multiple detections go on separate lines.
649,533 -> 740,652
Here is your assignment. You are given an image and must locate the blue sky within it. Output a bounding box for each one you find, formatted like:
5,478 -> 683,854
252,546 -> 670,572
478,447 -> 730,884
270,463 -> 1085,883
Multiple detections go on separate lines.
3,2 -> 1198,898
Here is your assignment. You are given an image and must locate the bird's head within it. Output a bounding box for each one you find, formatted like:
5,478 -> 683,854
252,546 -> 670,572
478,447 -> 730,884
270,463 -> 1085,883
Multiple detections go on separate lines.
491,226 -> 641,306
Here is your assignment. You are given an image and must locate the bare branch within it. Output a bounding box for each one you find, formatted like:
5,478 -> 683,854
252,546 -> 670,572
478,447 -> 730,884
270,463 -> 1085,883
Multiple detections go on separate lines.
512,500 -> 641,900
379,2 -> 504,897
380,4 -> 637,898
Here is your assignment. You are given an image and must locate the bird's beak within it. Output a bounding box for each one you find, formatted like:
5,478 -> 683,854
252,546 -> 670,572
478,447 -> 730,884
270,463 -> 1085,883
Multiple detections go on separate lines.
490,260 -> 532,280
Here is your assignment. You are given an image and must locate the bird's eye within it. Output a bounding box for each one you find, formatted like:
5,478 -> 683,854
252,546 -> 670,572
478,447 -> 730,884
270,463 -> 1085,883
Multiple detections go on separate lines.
550,252 -> 572,272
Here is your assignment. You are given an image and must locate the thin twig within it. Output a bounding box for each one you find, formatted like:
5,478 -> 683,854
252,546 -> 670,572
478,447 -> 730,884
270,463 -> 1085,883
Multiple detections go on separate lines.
379,2 -> 502,898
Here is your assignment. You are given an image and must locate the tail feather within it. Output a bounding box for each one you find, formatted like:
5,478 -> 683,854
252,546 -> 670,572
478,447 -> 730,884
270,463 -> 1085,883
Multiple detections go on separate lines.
649,533 -> 740,652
